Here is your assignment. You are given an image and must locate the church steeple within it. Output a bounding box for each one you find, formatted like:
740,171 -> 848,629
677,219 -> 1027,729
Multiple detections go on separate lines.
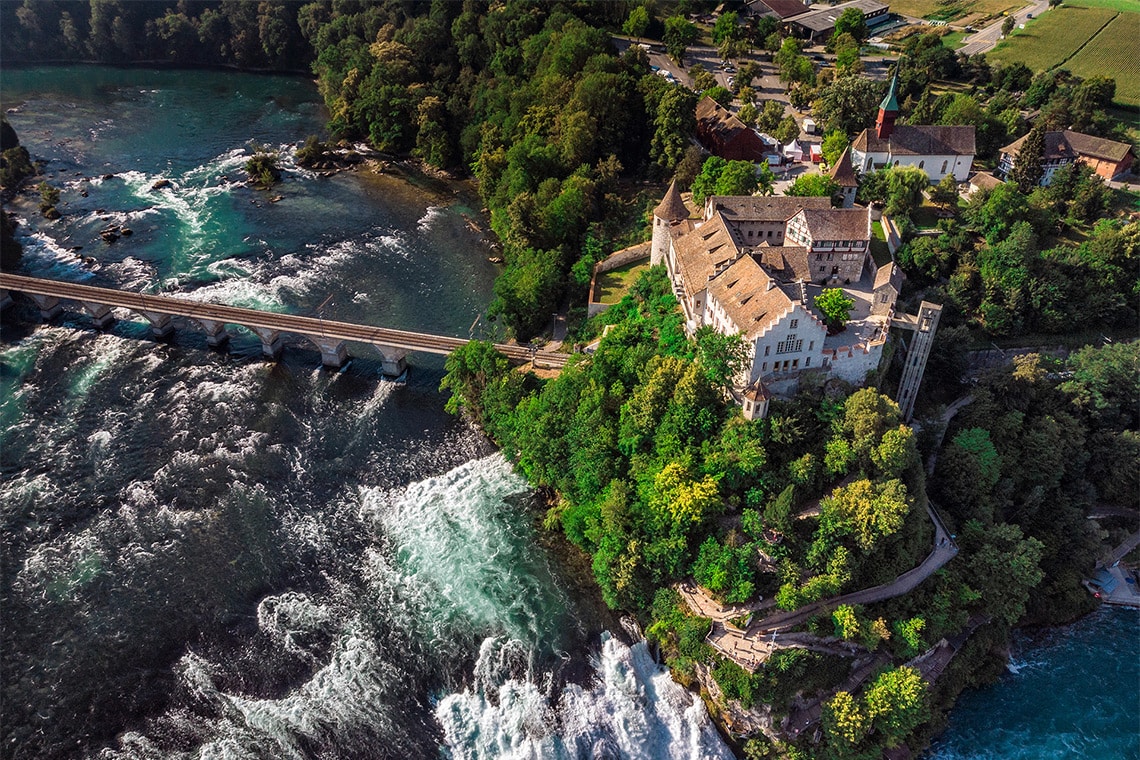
876,67 -> 900,139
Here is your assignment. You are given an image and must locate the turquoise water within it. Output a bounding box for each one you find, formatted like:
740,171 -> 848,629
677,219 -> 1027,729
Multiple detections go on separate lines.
1,66 -> 733,760
928,607 -> 1140,760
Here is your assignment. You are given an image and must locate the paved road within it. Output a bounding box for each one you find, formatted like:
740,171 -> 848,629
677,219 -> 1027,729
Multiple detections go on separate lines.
959,0 -> 1051,56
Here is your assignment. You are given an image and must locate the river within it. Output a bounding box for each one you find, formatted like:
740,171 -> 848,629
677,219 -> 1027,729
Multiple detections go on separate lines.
926,606 -> 1139,760
0,67 -> 734,760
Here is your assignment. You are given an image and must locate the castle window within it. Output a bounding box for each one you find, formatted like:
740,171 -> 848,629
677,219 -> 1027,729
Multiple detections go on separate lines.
809,341 -> 814,350
790,319 -> 798,328
941,160 -> 948,174
764,345 -> 770,356
918,160 -> 925,170
762,362 -> 767,372
793,359 -> 799,368
805,356 -> 811,367
748,230 -> 754,237
776,335 -> 803,354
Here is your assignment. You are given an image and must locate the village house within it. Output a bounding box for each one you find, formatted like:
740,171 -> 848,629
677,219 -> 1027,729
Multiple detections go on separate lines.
651,182 -> 893,417
744,0 -> 811,21
695,96 -> 769,163
996,129 -> 1135,185
784,0 -> 890,42
850,72 -> 975,182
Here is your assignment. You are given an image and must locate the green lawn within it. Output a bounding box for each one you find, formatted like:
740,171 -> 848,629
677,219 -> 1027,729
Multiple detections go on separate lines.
987,5 -> 1118,71
1055,0 -> 1140,10
911,204 -> 945,229
871,221 -> 892,266
1063,12 -> 1140,107
940,31 -> 968,49
594,260 -> 651,304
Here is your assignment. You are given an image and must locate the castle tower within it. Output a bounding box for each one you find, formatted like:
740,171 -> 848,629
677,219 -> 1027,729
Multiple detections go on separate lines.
875,68 -> 900,140
651,179 -> 688,266
830,147 -> 859,208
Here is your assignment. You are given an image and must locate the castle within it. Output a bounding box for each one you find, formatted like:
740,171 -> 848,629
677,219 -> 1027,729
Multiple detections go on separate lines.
651,183 -> 902,419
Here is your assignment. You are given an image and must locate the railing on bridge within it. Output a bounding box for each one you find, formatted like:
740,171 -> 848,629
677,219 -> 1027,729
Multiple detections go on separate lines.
0,273 -> 569,375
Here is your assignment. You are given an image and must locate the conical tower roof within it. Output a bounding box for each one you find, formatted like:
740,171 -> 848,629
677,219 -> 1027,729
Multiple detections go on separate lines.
830,147 -> 858,187
653,179 -> 689,221
879,68 -> 900,114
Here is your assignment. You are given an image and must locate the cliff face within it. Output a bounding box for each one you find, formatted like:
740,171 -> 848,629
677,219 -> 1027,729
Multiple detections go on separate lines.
693,661 -> 779,741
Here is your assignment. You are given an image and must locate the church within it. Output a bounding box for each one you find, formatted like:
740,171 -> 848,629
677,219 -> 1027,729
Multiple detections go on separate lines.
850,71 -> 975,183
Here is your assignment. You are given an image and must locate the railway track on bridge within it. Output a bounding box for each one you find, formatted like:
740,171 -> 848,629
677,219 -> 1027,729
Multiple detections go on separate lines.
0,273 -> 569,372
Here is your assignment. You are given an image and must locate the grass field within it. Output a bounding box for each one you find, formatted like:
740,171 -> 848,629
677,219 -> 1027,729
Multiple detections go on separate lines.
886,0 -> 1022,20
594,260 -> 650,305
986,5 -> 1118,71
1063,12 -> 1140,107
1053,0 -> 1140,10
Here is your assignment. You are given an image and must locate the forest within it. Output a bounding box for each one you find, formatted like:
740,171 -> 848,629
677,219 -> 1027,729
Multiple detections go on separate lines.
3,3 -> 1138,754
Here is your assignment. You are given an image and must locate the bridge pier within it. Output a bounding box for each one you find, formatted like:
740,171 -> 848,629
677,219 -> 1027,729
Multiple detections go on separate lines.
376,346 -> 408,377
251,327 -> 283,359
82,301 -> 115,329
306,335 -> 348,368
136,310 -> 174,339
29,294 -> 63,320
195,318 -> 229,348
0,289 -> 11,310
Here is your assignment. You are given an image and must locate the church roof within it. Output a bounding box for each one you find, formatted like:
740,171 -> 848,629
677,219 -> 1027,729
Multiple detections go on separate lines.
852,125 -> 975,157
879,69 -> 900,113
654,179 -> 690,221
829,147 -> 859,186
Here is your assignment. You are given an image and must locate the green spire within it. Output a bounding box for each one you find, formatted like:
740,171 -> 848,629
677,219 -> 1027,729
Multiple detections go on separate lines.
879,67 -> 900,113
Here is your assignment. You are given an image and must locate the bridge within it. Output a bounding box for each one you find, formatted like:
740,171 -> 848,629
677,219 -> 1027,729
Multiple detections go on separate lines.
0,273 -> 569,375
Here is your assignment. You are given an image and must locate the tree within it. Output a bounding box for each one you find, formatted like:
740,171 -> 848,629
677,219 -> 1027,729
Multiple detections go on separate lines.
822,130 -> 850,167
776,37 -> 814,85
1009,125 -> 1045,193
713,12 -> 743,46
245,144 -> 281,188
1001,15 -> 1015,37
815,288 -> 855,332
651,84 -> 698,170
756,100 -> 786,135
738,102 -> 759,126
689,64 -> 717,92
819,478 -> 910,551
786,173 -> 839,198
694,326 -> 750,390
776,115 -> 801,145
440,341 -> 511,425
864,666 -> 928,747
833,8 -> 868,43
929,174 -> 959,210
822,691 -> 869,757
812,74 -> 883,135
623,6 -> 650,42
703,85 -> 734,107
664,15 -> 697,64
957,520 -> 1045,626
885,165 -> 929,217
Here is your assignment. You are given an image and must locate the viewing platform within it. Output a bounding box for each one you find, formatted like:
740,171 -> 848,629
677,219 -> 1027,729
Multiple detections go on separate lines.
0,273 -> 569,375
